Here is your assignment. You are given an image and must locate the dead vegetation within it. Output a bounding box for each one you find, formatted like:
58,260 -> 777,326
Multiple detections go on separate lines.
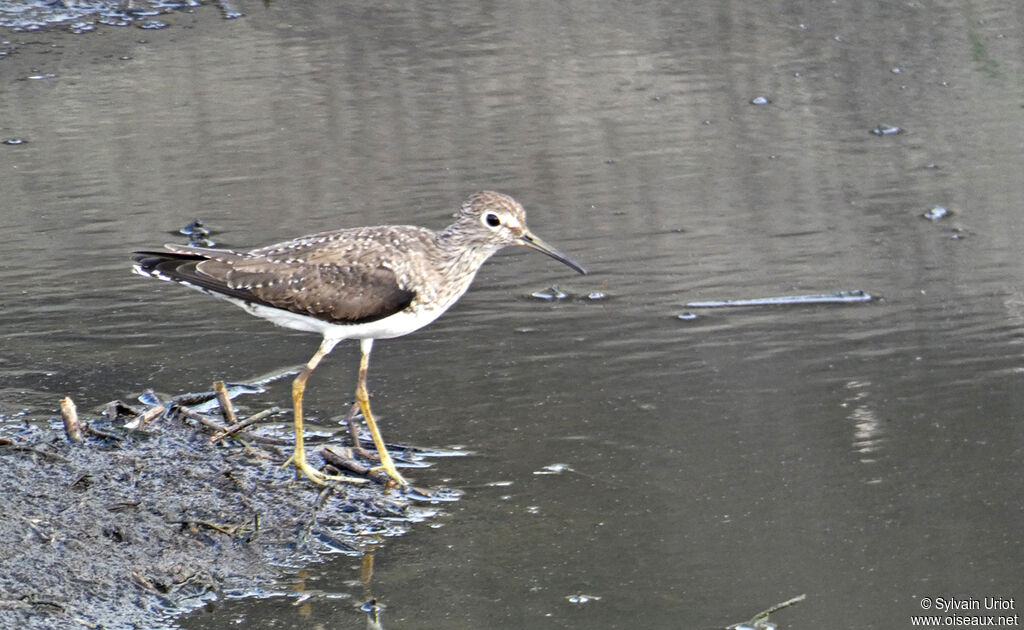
0,376 -> 459,629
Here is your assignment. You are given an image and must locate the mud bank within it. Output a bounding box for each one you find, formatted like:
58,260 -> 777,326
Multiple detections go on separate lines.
0,393 -> 452,629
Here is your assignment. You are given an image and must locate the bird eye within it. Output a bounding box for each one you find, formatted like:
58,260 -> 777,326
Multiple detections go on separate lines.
485,213 -> 501,227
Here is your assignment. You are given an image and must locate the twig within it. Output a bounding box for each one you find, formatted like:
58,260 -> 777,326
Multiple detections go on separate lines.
103,399 -> 145,421
754,593 -> 806,618
725,594 -> 807,629
1,443 -> 70,463
187,520 -> 240,537
132,570 -> 157,591
213,380 -> 237,425
139,403 -> 166,426
0,597 -> 66,613
172,403 -> 291,451
169,404 -> 225,430
315,484 -> 336,507
210,406 -> 281,443
83,424 -> 124,442
123,404 -> 166,431
241,433 -> 291,446
195,414 -> 228,433
321,446 -> 392,485
60,397 -> 83,444
240,442 -> 279,460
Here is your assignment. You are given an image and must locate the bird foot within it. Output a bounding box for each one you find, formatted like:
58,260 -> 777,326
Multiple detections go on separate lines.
282,453 -> 366,486
368,462 -> 409,490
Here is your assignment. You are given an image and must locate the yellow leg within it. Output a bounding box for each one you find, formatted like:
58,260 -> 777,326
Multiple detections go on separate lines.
356,338 -> 408,488
281,337 -> 360,485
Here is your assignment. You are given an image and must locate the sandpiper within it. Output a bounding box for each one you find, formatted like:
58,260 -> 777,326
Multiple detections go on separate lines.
132,191 -> 586,488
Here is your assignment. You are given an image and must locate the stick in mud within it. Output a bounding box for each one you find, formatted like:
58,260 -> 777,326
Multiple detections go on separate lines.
60,397 -> 83,444
210,406 -> 281,443
124,403 -> 166,430
322,446 -> 388,485
138,403 -> 166,427
170,404 -> 228,432
213,380 -> 237,425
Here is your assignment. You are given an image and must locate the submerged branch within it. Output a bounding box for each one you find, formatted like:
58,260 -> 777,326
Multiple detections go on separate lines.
725,594 -> 807,629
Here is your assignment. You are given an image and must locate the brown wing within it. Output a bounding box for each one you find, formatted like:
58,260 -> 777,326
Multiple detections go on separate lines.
132,248 -> 415,325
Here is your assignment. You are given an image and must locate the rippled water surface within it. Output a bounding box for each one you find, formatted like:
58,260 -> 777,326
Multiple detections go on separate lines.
2,1 -> 1022,628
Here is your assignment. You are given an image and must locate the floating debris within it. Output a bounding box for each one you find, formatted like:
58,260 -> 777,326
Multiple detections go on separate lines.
534,463 -> 572,475
567,593 -> 602,605
725,594 -> 806,630
178,382 -> 266,413
922,205 -> 950,221
179,218 -> 215,246
750,96 -> 771,105
219,0 -> 244,19
401,486 -> 463,503
359,599 -> 382,614
677,311 -> 699,320
530,287 -> 607,301
135,381 -> 267,416
2,138 -> 26,145
687,290 -> 873,308
137,388 -> 162,407
179,218 -> 209,237
396,445 -> 472,458
68,21 -> 96,34
26,72 -> 56,80
531,285 -> 568,300
871,124 -> 903,136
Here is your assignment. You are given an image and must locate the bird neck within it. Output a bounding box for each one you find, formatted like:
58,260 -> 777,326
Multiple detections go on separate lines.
437,221 -> 502,275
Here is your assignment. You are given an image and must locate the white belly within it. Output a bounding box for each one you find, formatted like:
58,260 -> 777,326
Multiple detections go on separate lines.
238,298 -> 445,342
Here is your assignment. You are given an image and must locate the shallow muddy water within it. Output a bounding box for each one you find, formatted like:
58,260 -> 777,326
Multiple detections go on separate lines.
1,1 -> 1021,628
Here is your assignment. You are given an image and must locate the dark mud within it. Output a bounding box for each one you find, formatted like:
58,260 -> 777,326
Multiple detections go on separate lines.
0,0 -> 241,33
0,393 -> 452,630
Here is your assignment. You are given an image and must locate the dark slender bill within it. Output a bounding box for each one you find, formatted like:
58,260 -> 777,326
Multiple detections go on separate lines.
520,232 -> 587,275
